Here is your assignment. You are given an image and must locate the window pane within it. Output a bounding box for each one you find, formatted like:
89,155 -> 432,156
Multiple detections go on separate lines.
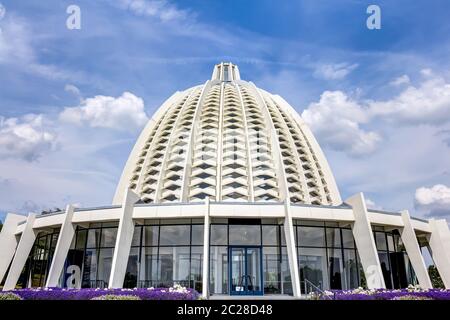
143,226 -> 159,246
262,225 -> 279,246
51,233 -> 59,250
387,234 -> 395,252
209,246 -> 228,294
210,225 -> 227,245
191,224 -> 204,245
97,248 -> 114,287
190,246 -> 203,293
124,247 -> 139,288
297,226 -> 325,247
158,246 -> 190,284
76,229 -> 87,250
159,225 -> 190,246
298,247 -> 328,291
101,228 -> 117,247
379,252 -> 392,289
131,226 -> 142,247
326,228 -> 341,248
375,232 -> 388,251
328,247 -> 344,290
86,229 -> 101,248
82,248 -> 98,288
341,229 -> 355,248
263,247 -> 281,294
343,249 -> 359,290
229,225 -> 261,245
139,247 -> 158,286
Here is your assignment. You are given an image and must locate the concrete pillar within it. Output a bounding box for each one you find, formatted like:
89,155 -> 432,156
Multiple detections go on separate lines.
0,214 -> 27,284
201,197 -> 210,298
399,210 -> 432,289
108,188 -> 140,288
346,193 -> 386,289
3,213 -> 37,291
283,200 -> 301,297
45,205 -> 76,288
427,219 -> 450,289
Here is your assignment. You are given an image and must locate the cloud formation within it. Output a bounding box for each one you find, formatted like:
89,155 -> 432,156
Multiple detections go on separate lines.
60,92 -> 148,131
389,75 -> 410,86
114,0 -> 190,21
370,76 -> 450,125
301,91 -> 381,156
0,114 -> 57,161
303,72 -> 450,156
313,62 -> 358,80
415,184 -> 450,217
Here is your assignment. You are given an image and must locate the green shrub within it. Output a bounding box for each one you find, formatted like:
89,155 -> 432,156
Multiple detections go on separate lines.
0,293 -> 22,300
91,294 -> 141,301
428,265 -> 445,289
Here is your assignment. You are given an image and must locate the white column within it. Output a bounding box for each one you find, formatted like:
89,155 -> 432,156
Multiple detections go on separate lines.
346,193 -> 386,289
283,200 -> 301,297
201,197 -> 210,298
400,210 -> 432,289
0,214 -> 27,285
427,218 -> 450,289
45,205 -> 76,288
3,213 -> 37,291
108,188 -> 140,288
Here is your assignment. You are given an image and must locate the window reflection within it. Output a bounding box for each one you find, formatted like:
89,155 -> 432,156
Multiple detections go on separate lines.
124,220 -> 204,293
295,221 -> 362,293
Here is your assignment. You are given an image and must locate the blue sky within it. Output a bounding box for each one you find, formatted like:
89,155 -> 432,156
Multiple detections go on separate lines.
1,0 -> 450,223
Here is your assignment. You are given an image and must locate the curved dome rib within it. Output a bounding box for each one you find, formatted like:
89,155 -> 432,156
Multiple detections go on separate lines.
113,62 -> 342,206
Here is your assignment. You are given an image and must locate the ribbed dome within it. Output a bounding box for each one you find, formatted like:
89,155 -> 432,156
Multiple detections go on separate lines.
114,63 -> 341,205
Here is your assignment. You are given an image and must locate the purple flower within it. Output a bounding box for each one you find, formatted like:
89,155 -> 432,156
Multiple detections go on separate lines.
7,286 -> 200,300
320,288 -> 450,300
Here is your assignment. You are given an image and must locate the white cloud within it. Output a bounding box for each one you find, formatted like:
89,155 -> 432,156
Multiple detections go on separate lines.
365,198 -> 383,210
114,0 -> 189,21
0,114 -> 57,161
0,14 -> 76,81
0,15 -> 33,64
415,184 -> 450,217
0,3 -> 6,21
370,75 -> 450,125
389,75 -> 410,86
64,84 -> 81,97
420,68 -> 433,77
303,72 -> 450,157
60,92 -> 149,131
301,91 -> 381,156
313,62 -> 358,80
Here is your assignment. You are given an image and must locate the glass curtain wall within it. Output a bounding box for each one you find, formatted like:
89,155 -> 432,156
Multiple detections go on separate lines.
124,219 -> 204,293
373,227 -> 417,289
209,218 -> 292,296
295,220 -> 361,293
62,222 -> 117,288
23,229 -> 60,288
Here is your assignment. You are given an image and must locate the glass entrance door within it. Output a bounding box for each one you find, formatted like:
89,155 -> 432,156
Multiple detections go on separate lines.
229,246 -> 263,295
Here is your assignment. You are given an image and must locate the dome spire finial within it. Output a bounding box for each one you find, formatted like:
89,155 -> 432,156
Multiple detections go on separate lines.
211,62 -> 241,81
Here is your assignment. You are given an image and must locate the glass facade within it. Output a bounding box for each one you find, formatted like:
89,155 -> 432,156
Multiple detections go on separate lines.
21,229 -> 60,288
123,219 -> 204,293
16,217 -> 422,294
295,220 -> 361,293
62,222 -> 118,288
209,218 -> 292,296
372,227 -> 417,289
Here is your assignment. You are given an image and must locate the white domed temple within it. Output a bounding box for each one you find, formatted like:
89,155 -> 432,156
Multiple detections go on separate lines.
1,63 -> 450,297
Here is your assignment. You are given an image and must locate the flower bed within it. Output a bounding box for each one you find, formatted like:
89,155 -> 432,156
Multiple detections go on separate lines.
314,285 -> 450,300
6,285 -> 200,300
